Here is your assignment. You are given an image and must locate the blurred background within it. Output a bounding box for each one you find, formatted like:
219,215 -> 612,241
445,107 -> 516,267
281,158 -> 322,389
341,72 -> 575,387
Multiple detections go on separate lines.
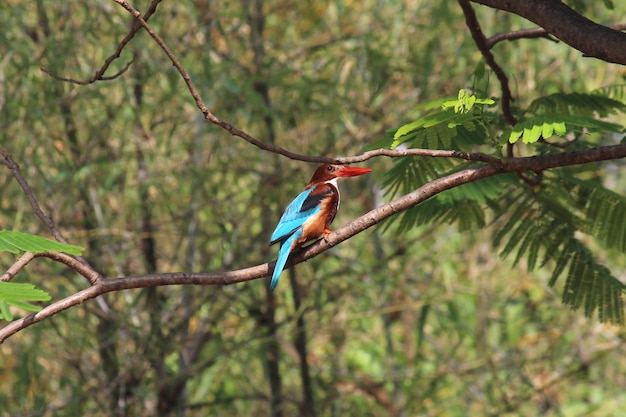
1,1 -> 625,416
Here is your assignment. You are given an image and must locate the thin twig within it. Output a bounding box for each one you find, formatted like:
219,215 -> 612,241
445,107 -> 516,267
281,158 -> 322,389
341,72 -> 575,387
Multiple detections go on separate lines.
0,148 -> 67,243
40,0 -> 163,85
337,148 -> 502,166
0,252 -> 35,282
457,0 -> 549,185
41,59 -> 135,85
0,251 -> 101,285
0,148 -> 102,284
458,0 -> 517,127
487,27 -> 558,48
487,23 -> 626,49
37,252 -> 103,285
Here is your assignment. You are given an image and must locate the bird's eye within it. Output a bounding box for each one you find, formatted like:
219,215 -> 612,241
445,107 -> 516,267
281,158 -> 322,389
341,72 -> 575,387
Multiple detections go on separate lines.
326,165 -> 335,172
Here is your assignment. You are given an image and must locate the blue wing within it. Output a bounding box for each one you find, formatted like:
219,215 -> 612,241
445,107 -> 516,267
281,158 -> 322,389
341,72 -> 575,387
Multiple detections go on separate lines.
270,187 -> 322,245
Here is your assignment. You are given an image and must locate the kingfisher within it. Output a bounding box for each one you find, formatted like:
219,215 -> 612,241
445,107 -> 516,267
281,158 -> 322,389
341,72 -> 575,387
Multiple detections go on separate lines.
269,164 -> 372,290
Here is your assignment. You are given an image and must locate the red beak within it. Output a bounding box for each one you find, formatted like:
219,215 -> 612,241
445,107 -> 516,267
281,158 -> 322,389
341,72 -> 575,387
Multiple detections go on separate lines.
336,166 -> 372,178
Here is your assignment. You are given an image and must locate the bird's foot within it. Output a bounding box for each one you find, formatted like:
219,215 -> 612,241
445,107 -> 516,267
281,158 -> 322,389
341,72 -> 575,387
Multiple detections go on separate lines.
323,228 -> 332,242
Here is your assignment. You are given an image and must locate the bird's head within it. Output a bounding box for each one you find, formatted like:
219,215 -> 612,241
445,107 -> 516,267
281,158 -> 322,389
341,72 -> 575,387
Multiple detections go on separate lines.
308,164 -> 372,184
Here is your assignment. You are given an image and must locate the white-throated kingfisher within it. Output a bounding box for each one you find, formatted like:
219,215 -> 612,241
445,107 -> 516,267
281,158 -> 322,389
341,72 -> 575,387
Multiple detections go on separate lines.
269,164 -> 372,290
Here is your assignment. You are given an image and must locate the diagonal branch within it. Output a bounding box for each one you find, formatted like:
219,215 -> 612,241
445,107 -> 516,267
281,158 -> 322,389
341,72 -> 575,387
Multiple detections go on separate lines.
471,0 -> 626,65
2,143 -> 625,343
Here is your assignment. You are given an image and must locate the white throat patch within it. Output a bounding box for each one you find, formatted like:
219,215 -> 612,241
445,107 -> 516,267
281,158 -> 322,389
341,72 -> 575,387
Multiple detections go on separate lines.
325,177 -> 340,208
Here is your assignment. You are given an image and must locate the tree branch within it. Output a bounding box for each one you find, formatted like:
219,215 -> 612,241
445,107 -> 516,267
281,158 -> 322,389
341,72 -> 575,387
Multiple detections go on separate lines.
0,252 -> 101,285
471,0 -> 626,65
0,253 -> 35,282
41,0 -> 163,84
2,143 -> 625,342
487,23 -> 626,49
487,27 -> 558,49
338,148 -> 501,166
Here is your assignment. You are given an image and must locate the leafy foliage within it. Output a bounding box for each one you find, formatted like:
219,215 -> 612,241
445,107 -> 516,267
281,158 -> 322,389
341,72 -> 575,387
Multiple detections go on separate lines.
508,92 -> 626,144
492,181 -> 626,323
390,90 -> 495,150
508,117 -> 566,144
377,85 -> 626,323
527,92 -> 626,117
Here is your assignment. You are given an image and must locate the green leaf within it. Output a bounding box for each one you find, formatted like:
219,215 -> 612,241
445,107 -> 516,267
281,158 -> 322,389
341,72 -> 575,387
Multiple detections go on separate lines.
527,92 -> 626,118
541,122 -> 554,139
553,121 -> 566,136
508,115 -> 623,144
523,124 -> 543,144
393,111 -> 456,141
393,120 -> 424,142
509,118 -> 565,144
0,282 -> 51,321
0,299 -> 12,321
509,129 -> 523,144
0,282 -> 51,302
0,231 -> 84,256
7,299 -> 45,312
441,89 -> 494,114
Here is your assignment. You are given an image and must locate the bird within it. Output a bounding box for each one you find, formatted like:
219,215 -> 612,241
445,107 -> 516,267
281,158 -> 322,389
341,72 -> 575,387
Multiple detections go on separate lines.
269,164 -> 372,290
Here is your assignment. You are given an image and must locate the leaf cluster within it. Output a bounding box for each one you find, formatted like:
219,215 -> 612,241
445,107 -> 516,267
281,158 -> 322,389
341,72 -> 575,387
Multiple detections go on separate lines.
377,82 -> 626,323
508,92 -> 626,144
388,90 -> 495,151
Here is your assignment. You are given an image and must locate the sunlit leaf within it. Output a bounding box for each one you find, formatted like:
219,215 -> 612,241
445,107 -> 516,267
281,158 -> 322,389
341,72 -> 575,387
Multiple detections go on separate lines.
0,282 -> 51,321
0,299 -> 12,321
0,231 -> 84,256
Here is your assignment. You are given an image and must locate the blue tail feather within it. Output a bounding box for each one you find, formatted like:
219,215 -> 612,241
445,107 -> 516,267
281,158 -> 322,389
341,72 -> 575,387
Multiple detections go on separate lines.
270,231 -> 300,290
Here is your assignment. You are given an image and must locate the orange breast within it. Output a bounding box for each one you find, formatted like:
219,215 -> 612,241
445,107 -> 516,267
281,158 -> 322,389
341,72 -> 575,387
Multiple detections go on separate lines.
298,195 -> 337,245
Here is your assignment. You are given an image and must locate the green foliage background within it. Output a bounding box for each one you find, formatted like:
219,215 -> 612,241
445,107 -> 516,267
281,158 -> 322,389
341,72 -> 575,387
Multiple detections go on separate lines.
1,1 -> 626,416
